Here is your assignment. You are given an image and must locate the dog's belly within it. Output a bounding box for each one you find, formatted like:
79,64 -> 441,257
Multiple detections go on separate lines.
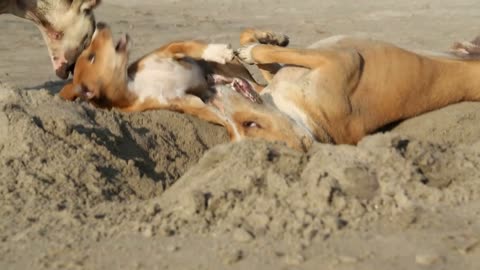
128,56 -> 207,103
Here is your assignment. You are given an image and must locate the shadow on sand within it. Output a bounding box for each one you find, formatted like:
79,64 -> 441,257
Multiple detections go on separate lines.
24,79 -> 71,94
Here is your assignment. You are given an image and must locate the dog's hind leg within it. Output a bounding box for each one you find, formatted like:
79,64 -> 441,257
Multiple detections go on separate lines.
239,28 -> 290,47
236,43 -> 362,72
239,28 -> 290,83
236,43 -> 364,102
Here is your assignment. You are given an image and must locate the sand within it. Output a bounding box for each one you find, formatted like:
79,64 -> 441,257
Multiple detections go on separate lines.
1,0 -> 480,269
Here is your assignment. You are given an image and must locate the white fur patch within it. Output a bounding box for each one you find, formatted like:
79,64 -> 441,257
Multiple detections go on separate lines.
127,56 -> 206,103
201,44 -> 234,64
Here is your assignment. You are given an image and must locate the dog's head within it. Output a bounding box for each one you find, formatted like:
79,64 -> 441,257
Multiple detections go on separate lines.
207,76 -> 314,152
23,0 -> 103,79
59,22 -> 131,108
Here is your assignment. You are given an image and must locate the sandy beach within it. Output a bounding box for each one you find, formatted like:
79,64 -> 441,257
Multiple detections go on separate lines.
1,1 -> 480,269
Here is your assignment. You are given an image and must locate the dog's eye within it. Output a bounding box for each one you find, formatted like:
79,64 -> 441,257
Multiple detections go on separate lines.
88,53 -> 96,64
243,121 -> 261,129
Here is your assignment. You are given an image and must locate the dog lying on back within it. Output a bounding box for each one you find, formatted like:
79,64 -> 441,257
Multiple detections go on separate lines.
59,22 -> 298,143
60,22 -> 480,151
1,0 -> 101,78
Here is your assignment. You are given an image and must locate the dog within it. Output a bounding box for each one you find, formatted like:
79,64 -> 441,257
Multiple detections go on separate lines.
61,23 -> 480,151
1,0 -> 101,78
59,22 -> 293,140
206,34 -> 480,151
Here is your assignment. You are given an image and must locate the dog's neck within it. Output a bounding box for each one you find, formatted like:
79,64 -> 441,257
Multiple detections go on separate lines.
112,85 -> 138,109
261,91 -> 328,145
260,93 -> 330,144
0,0 -> 14,14
97,75 -> 139,110
2,0 -> 32,15
8,0 -> 48,23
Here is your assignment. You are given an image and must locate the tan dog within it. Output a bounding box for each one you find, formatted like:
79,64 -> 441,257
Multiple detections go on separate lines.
210,34 -> 480,150
60,23 -> 480,151
1,0 -> 101,78
59,23 -> 296,141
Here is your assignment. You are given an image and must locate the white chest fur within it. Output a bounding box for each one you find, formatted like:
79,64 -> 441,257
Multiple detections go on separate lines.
127,56 -> 206,104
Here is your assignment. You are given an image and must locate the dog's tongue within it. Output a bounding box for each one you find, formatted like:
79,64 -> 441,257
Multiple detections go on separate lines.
231,78 -> 263,104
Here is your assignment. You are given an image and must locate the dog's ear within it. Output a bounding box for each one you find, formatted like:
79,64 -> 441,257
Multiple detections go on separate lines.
59,83 -> 80,101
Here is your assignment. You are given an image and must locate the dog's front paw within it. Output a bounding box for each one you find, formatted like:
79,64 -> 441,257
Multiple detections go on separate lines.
202,44 -> 234,64
235,44 -> 257,64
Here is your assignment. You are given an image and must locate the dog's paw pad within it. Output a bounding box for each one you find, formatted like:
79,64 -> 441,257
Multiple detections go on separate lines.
202,44 -> 234,64
258,32 -> 290,47
235,44 -> 257,64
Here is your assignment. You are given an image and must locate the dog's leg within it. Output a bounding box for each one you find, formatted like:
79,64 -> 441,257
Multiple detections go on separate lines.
167,96 -> 227,126
237,44 -> 354,69
239,28 -> 290,83
239,28 -> 290,47
149,41 -> 234,64
120,95 -> 226,126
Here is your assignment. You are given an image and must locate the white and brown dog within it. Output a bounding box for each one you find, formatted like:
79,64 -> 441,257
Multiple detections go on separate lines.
60,23 -> 480,151
59,23 -> 291,139
1,0 -> 102,78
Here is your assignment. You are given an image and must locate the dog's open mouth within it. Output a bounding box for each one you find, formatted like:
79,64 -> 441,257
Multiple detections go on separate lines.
209,74 -> 262,104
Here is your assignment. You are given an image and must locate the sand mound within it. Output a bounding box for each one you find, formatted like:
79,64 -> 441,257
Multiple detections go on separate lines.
158,134 -> 480,242
1,83 -> 480,269
0,83 -> 226,244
